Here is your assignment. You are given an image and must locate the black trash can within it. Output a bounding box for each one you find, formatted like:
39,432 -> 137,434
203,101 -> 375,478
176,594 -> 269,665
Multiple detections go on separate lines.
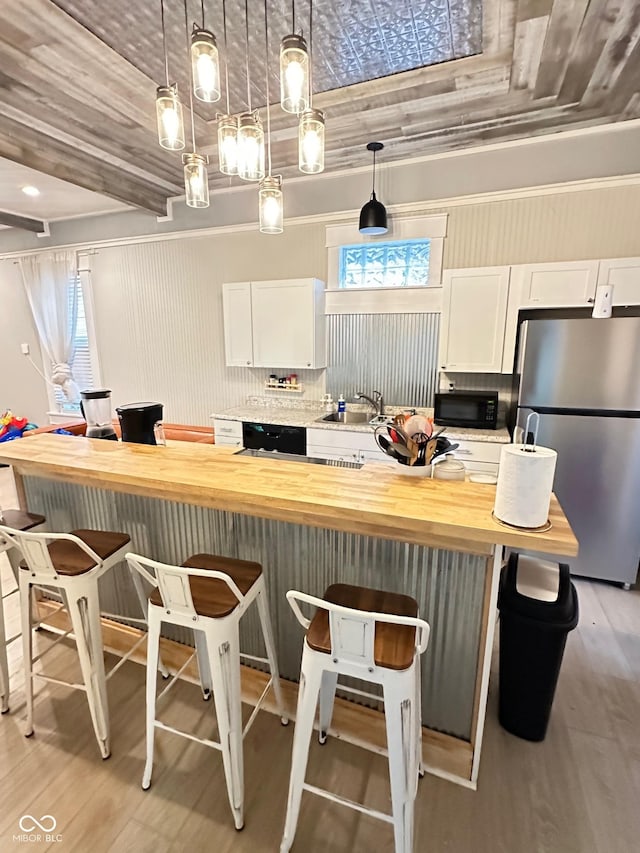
498,552 -> 579,741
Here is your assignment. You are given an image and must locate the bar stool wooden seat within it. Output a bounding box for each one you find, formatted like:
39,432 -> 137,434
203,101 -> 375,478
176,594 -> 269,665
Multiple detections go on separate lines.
0,523 -> 132,758
281,583 -> 431,853
127,551 -> 288,831
0,509 -> 46,714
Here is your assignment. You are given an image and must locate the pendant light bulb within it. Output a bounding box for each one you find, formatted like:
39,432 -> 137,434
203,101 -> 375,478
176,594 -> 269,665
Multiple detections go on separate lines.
183,152 -> 210,207
259,175 -> 283,234
237,112 -> 265,182
156,85 -> 185,151
280,34 -> 310,114
191,28 -> 221,102
299,108 -> 324,173
359,141 -> 388,235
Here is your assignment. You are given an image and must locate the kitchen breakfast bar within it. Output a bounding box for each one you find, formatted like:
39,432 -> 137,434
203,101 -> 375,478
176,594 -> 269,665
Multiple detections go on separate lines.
0,433 -> 578,789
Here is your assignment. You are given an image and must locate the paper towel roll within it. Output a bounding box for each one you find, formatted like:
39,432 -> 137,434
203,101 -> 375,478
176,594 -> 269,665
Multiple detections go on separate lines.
494,444 -> 557,529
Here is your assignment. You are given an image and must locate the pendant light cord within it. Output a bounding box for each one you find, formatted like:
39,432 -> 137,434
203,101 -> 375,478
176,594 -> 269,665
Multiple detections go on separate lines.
223,0 -> 230,114
160,0 -> 169,86
264,0 -> 272,176
184,0 -> 197,151
309,0 -> 313,101
201,0 -> 205,28
245,0 -> 252,112
292,0 -> 296,32
372,147 -> 376,196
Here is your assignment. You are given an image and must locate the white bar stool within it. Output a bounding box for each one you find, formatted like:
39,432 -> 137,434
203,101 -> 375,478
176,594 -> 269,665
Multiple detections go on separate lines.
126,551 -> 288,831
0,509 -> 46,714
281,583 -> 431,853
0,524 -> 133,758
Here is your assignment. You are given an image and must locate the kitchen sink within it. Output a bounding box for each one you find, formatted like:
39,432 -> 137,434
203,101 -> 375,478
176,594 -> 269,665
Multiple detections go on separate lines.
316,412 -> 394,426
317,412 -> 370,425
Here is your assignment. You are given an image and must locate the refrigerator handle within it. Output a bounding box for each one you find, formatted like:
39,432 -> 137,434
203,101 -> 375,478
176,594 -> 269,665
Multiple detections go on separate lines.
517,319 -> 529,378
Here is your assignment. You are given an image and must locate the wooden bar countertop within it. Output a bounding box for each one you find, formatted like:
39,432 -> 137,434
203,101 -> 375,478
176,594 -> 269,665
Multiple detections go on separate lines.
0,434 -> 578,558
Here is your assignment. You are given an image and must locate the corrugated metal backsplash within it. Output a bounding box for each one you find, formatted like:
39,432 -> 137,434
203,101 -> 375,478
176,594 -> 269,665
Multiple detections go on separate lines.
327,313 -> 440,408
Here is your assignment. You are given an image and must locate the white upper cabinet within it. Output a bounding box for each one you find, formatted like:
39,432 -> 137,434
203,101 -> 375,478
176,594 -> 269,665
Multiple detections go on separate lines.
439,267 -> 510,373
597,258 -> 640,306
222,278 -> 326,369
222,282 -> 253,366
516,260 -> 599,307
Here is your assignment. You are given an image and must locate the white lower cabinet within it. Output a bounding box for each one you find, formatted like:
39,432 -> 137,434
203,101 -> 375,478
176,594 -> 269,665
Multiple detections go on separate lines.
452,439 -> 502,476
306,427 -> 395,466
213,418 -> 243,447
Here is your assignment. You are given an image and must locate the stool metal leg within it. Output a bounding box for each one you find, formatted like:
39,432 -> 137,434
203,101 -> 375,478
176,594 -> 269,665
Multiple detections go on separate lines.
254,577 -> 288,724
318,670 -> 338,745
142,606 -> 161,790
280,649 -> 324,853
66,582 -> 110,759
19,573 -> 34,736
194,629 -> 213,700
415,659 -> 424,781
208,626 -> 245,831
383,671 -> 418,853
0,572 -> 9,714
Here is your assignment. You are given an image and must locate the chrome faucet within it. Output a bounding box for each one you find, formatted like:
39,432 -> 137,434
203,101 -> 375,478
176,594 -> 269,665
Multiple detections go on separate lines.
354,390 -> 384,418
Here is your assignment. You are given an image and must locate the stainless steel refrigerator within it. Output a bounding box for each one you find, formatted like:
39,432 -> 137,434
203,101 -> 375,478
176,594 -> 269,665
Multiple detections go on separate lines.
517,316 -> 640,587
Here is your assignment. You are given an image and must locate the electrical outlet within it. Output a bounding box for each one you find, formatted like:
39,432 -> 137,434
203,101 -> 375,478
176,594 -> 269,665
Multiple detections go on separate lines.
21,343 -> 30,355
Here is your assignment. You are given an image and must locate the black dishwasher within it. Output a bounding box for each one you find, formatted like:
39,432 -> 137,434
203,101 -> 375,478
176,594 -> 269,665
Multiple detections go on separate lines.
242,422 -> 307,456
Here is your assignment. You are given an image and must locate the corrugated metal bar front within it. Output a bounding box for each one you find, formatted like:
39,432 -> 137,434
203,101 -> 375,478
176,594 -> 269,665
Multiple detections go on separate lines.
326,313 -> 440,408
24,476 -> 486,740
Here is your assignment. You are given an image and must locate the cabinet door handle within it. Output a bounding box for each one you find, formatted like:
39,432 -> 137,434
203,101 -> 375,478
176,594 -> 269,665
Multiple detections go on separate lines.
456,449 -> 473,455
246,360 -> 251,365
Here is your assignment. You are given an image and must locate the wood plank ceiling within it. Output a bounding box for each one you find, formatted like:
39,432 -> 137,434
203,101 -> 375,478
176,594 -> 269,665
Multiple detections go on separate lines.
0,0 -> 638,219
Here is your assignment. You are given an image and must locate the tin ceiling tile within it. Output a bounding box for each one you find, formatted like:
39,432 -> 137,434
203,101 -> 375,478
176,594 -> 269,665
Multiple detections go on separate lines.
52,0 -> 482,114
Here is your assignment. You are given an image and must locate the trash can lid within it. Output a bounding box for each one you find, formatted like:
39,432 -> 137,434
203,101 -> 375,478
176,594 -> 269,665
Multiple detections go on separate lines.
498,552 -> 578,626
515,556 -> 560,602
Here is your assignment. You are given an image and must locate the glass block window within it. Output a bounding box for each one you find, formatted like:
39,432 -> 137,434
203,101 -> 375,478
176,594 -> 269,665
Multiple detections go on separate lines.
338,239 -> 431,289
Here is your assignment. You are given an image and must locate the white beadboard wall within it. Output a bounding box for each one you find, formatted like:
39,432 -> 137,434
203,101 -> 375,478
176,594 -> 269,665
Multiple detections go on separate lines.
442,185 -> 640,267
89,226 -> 328,423
0,259 -> 50,424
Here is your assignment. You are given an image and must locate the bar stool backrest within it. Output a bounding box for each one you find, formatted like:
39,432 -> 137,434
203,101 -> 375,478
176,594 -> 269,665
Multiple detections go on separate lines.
0,526 -> 102,582
286,590 -> 431,672
126,552 -> 245,621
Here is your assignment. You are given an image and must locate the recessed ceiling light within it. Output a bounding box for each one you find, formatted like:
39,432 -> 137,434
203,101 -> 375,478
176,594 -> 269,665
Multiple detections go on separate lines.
21,185 -> 40,197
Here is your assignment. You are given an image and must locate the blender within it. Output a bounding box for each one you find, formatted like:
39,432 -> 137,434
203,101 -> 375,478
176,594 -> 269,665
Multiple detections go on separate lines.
80,389 -> 117,440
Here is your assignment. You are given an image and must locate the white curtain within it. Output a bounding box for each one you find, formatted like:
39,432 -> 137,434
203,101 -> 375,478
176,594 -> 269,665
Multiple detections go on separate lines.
19,250 -> 80,402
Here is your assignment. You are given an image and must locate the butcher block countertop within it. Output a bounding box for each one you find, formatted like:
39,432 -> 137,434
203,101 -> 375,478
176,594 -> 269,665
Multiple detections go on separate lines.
0,434 -> 578,558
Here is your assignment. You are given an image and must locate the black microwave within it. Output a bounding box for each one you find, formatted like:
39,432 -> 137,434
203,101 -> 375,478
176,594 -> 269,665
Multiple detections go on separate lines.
434,391 -> 499,430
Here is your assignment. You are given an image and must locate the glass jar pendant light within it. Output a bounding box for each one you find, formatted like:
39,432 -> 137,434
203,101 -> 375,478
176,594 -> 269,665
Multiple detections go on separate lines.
156,85 -> 185,151
299,108 -> 324,173
259,175 -> 283,234
217,0 -> 237,175
218,114 -> 239,175
191,27 -> 221,102
237,112 -> 265,181
183,152 -> 210,208
280,33 -> 309,114
156,0 -> 184,151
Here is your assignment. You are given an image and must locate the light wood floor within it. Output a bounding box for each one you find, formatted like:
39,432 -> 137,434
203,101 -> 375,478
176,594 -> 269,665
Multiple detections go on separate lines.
1,467 -> 639,852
